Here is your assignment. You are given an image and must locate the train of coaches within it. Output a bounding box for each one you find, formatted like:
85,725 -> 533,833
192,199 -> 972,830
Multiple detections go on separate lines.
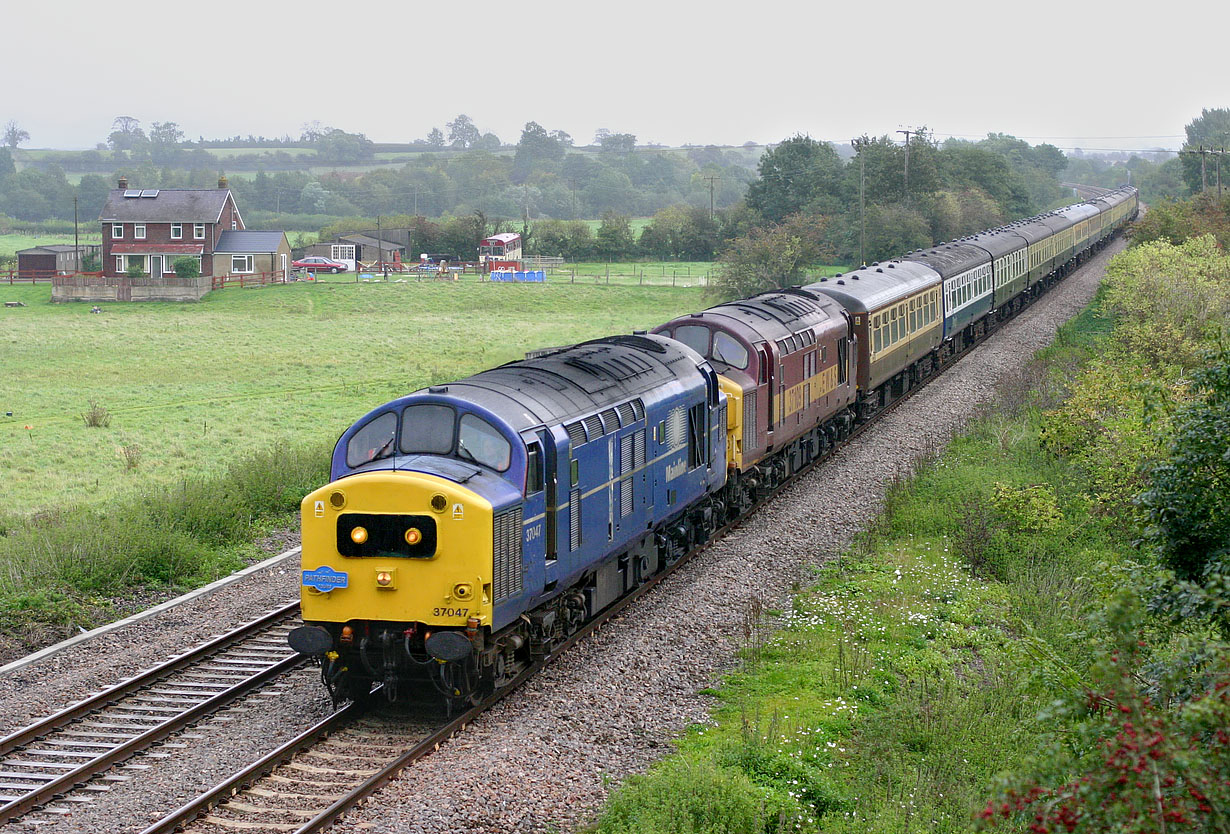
288,187 -> 1140,705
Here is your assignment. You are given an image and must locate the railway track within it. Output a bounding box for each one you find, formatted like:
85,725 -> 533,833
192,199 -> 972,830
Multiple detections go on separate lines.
0,602 -> 304,825
133,259 -> 1076,833
53,233 -> 1123,833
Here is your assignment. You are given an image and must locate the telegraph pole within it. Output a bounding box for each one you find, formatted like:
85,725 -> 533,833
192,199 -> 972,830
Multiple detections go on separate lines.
897,127 -> 915,202
73,196 -> 80,273
853,138 -> 866,266
703,175 -> 720,221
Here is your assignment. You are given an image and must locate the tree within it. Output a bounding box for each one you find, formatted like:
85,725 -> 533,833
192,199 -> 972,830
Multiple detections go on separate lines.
1179,108 -> 1230,194
747,135 -> 845,223
446,114 -> 482,150
107,116 -> 148,154
0,147 -> 14,177
513,121 -> 565,182
3,120 -> 29,149
713,213 -> 832,298
594,212 -> 636,260
172,256 -> 200,280
1141,349 -> 1230,586
426,128 -> 445,148
598,132 -> 636,154
149,121 -> 184,146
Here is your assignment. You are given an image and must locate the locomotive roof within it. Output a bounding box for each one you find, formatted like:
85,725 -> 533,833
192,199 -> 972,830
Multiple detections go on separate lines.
417,333 -> 707,433
800,260 -> 940,313
657,288 -> 846,344
903,241 -> 989,279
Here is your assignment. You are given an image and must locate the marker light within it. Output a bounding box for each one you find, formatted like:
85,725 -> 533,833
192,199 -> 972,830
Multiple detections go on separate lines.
350,526 -> 368,544
376,570 -> 393,587
404,527 -> 422,545
340,625 -> 354,644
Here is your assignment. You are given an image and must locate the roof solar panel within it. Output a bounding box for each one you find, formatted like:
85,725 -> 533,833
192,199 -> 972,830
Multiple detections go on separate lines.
140,190 -> 159,197
123,190 -> 141,198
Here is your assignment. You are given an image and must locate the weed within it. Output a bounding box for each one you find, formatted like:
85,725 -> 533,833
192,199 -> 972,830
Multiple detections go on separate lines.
80,401 -> 111,428
120,443 -> 141,470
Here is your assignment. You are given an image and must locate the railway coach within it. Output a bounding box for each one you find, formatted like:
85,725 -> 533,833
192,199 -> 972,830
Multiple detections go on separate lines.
290,334 -> 726,703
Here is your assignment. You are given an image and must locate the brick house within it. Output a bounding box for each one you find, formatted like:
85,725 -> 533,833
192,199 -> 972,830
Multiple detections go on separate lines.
99,176 -> 244,279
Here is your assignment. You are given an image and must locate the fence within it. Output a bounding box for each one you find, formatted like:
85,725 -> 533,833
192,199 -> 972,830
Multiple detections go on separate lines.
211,271 -> 289,290
3,270 -> 63,284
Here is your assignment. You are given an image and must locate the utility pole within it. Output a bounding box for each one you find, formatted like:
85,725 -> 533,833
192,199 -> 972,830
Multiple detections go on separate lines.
853,138 -> 866,266
73,196 -> 80,273
897,127 -> 915,202
703,175 -> 720,221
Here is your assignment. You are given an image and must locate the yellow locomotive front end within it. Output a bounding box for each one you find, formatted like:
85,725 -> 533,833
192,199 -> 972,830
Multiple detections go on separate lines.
292,470 -> 497,703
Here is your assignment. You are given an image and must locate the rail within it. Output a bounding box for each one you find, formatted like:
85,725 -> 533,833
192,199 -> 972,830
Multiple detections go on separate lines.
0,601 -> 303,823
139,224 -> 1131,834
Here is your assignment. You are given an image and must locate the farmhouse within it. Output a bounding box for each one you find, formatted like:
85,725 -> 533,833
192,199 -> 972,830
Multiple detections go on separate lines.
98,176 -> 243,280
16,244 -> 102,279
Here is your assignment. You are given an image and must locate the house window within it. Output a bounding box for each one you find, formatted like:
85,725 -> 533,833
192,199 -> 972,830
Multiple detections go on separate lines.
171,223 -> 182,240
194,224 -> 205,240
112,223 -> 123,239
134,224 -> 146,240
115,255 -> 123,273
232,255 -> 254,274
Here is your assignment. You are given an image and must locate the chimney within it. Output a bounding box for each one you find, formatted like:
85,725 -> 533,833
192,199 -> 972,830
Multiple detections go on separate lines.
117,176 -> 128,189
218,175 -> 228,189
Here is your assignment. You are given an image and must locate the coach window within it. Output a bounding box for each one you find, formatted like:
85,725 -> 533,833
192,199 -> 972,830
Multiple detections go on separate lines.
458,414 -> 511,472
399,403 -> 455,455
711,331 -> 748,369
346,412 -> 398,468
674,325 -> 710,357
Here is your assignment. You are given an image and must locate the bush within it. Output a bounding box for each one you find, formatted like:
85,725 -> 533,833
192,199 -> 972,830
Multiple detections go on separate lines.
592,754 -> 775,834
172,256 -> 200,280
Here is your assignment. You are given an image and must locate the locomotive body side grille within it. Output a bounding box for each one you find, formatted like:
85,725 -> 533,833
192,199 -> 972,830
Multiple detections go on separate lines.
569,490 -> 581,550
743,396 -> 757,454
493,507 -> 523,601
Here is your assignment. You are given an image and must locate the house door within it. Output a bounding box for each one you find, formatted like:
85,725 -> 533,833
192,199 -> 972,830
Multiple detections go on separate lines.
150,255 -> 163,277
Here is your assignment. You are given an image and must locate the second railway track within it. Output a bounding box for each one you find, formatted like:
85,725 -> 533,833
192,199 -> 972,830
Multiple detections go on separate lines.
0,602 -> 305,825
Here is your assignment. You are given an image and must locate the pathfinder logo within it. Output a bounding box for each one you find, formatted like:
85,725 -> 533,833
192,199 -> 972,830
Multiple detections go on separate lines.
302,566 -> 348,593
665,459 -> 686,481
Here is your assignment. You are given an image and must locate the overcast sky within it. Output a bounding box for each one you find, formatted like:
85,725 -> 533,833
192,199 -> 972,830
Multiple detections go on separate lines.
6,0 -> 1222,154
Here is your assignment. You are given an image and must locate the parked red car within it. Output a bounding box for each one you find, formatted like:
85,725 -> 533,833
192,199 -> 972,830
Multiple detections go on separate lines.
292,256 -> 348,274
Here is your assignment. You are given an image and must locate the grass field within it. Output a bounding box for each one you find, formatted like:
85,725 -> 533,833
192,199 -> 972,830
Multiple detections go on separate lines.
1,233 -> 103,260
0,280 -> 705,513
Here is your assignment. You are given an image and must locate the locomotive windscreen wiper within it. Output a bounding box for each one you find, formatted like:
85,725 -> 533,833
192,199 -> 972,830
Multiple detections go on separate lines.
454,444 -> 482,482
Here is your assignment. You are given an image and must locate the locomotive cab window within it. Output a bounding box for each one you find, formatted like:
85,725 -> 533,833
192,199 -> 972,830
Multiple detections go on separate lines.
346,411 -> 398,467
458,414 -> 511,472
399,404 -> 455,456
711,331 -> 748,369
674,325 -> 710,357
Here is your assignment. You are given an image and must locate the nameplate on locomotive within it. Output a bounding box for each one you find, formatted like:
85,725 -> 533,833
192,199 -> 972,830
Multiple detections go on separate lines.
302,566 -> 349,593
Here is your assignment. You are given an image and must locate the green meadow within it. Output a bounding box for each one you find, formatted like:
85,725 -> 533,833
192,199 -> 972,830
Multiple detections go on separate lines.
0,280 -> 705,514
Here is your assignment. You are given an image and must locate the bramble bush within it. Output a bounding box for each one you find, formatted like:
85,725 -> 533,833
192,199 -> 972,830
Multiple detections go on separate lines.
977,597 -> 1230,834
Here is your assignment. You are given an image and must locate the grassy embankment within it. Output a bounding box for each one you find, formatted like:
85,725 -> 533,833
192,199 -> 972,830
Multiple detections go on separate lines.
589,235 -> 1230,833
0,279 -> 702,653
